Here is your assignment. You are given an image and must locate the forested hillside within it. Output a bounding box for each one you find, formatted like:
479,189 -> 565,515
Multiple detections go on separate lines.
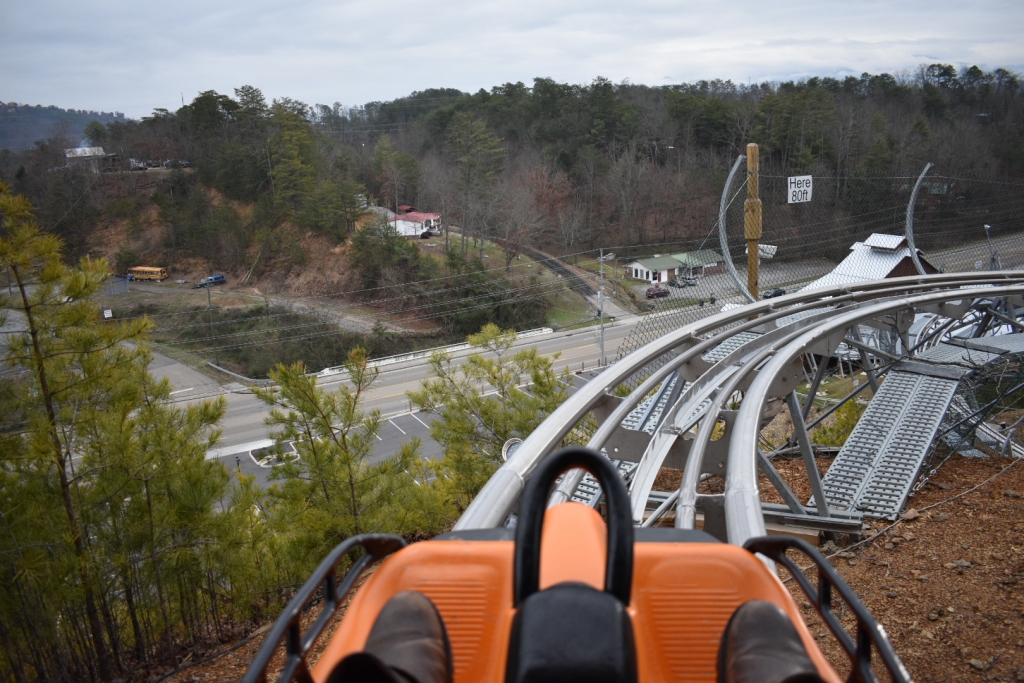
2,64 -> 1022,276
2,63 -> 1024,682
0,102 -> 126,151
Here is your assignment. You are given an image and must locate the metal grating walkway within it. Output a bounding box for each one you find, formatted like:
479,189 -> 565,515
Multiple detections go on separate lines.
701,331 -> 762,364
817,371 -> 960,519
619,374 -> 683,434
572,460 -> 639,505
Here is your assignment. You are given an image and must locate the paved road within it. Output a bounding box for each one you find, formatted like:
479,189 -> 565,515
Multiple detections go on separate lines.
153,319 -> 640,483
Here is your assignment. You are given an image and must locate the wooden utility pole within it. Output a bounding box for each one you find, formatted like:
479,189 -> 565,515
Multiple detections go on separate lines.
744,143 -> 761,300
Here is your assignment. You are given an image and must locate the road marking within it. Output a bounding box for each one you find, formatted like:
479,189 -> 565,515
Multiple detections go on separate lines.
388,418 -> 406,435
169,387 -> 194,395
411,413 -> 430,428
374,433 -> 383,441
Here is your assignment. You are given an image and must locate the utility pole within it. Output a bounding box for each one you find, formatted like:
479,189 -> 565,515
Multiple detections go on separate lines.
207,284 -> 219,366
599,248 -> 606,367
744,143 -> 761,301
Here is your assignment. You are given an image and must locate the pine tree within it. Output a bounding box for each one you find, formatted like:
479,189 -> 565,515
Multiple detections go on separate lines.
408,324 -> 571,512
0,182 -> 229,678
254,349 -> 444,577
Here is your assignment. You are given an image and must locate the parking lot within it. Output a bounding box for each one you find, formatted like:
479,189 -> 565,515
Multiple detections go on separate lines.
626,260 -> 834,302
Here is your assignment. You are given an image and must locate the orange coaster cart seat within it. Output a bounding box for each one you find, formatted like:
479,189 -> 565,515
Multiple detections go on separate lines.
242,449 -> 911,683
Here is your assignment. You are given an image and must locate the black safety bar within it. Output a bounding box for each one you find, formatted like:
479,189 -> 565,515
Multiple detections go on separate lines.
743,536 -> 912,683
241,534 -> 406,683
514,447 -> 634,607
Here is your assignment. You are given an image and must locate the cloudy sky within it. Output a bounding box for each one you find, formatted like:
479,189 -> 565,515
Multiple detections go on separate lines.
3,0 -> 1023,118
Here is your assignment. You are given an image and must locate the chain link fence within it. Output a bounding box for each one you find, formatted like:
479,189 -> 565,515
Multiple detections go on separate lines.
614,164 -> 1024,378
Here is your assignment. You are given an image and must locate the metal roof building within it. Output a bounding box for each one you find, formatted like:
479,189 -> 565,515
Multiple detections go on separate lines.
800,234 -> 938,292
671,249 -> 723,268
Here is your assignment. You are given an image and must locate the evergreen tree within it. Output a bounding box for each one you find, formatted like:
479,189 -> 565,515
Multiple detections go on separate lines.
0,182 -> 230,679
254,350 -> 445,576
408,324 -> 571,512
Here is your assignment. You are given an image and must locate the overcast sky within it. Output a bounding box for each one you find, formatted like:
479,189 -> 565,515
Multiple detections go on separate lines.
3,0 -> 1023,118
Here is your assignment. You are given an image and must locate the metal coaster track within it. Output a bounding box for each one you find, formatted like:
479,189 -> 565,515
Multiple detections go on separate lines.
455,272 -> 1024,547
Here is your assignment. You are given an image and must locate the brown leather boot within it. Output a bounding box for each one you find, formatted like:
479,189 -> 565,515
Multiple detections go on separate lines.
328,591 -> 452,683
717,600 -> 824,683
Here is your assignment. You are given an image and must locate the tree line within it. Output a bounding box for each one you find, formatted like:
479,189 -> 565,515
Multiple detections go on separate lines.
4,64 -> 1022,284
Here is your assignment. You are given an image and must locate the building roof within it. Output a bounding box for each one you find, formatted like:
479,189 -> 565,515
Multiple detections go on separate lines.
65,147 -> 105,158
629,255 -> 685,271
366,205 -> 396,219
671,249 -> 723,267
389,212 -> 439,223
800,233 -> 930,292
863,233 -> 906,251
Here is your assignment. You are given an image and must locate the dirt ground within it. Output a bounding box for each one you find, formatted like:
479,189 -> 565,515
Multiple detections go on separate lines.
157,452 -> 1024,683
793,453 -> 1024,683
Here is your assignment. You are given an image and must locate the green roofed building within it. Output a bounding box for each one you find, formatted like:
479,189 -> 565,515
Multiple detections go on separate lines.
671,249 -> 724,277
624,255 -> 686,284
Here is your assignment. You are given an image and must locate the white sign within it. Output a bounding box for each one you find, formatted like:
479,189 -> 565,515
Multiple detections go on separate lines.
788,175 -> 813,203
745,244 -> 778,259
103,309 -> 112,319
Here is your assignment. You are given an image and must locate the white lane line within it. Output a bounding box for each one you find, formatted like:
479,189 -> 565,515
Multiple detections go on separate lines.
389,418 -> 406,435
374,433 -> 383,441
169,387 -> 194,395
411,413 -> 430,428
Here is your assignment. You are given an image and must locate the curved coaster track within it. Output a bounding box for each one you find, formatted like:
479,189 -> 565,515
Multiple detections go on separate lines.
455,272 -> 1024,546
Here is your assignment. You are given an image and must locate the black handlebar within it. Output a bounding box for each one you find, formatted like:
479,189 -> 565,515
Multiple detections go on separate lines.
513,447 -> 634,607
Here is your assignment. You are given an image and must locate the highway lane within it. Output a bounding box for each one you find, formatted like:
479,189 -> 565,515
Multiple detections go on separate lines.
160,318 -> 641,477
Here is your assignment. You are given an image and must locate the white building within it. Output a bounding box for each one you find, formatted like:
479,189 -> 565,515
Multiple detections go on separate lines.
64,147 -> 107,173
389,211 -> 441,238
623,255 -> 683,284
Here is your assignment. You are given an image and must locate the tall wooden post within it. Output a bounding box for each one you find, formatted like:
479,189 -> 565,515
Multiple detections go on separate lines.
744,143 -> 761,300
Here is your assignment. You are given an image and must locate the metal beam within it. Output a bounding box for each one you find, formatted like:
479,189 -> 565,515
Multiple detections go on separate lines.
786,391 -> 831,518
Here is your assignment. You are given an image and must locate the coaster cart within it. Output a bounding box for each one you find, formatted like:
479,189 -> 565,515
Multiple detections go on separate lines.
242,449 -> 911,683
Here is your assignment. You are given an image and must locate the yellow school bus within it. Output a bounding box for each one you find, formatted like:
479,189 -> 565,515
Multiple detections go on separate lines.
127,266 -> 168,281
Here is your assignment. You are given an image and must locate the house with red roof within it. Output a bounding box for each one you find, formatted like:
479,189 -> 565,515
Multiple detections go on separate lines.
389,211 -> 441,238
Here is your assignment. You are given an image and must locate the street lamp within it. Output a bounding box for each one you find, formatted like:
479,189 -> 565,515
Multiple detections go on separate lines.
984,224 -> 1001,270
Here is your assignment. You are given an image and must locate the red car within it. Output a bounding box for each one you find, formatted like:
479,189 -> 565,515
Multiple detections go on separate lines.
646,286 -> 670,298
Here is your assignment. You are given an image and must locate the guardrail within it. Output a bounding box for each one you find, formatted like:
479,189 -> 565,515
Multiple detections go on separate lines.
317,327 -> 554,377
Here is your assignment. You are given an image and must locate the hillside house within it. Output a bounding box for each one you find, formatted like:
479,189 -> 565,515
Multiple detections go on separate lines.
800,233 -> 938,292
624,255 -> 683,284
671,249 -> 724,277
389,211 -> 441,238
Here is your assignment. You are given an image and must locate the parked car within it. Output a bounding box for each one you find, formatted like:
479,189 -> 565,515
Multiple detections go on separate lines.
194,274 -> 227,288
669,276 -> 697,288
646,286 -> 670,298
762,287 -> 786,299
